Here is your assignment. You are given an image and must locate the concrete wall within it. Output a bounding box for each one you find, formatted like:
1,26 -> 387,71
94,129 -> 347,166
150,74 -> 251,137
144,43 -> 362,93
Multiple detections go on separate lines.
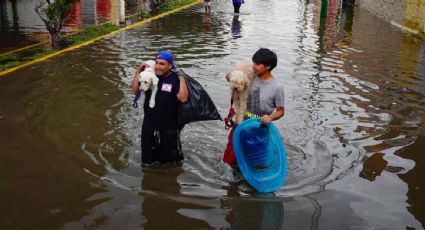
358,0 -> 425,35
405,0 -> 425,33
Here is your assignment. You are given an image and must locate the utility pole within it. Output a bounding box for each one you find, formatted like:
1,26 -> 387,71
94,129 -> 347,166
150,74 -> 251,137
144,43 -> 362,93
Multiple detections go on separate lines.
120,0 -> 125,24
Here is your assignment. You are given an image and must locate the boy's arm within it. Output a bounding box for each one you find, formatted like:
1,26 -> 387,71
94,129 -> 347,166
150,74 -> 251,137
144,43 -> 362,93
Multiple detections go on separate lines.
261,107 -> 284,124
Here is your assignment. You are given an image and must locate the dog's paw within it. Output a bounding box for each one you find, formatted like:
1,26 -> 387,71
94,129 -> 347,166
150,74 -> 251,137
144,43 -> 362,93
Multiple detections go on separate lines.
149,101 -> 155,108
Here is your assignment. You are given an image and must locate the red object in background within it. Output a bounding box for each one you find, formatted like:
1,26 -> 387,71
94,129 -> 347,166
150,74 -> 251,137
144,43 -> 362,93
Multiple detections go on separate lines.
66,2 -> 82,29
96,0 -> 112,21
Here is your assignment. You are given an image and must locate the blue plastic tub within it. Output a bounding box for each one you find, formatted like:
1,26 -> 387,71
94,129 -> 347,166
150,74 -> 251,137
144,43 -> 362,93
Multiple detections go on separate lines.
233,118 -> 287,192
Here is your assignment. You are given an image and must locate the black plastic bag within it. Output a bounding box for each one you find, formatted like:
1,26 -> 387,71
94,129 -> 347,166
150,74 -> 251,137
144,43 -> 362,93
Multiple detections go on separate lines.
177,69 -> 222,130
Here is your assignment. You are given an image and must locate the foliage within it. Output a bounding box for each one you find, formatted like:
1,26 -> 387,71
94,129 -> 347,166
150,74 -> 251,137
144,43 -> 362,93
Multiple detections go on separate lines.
158,0 -> 194,12
60,23 -> 120,47
44,0 -> 75,21
138,8 -> 150,19
147,0 -> 195,13
35,0 -> 79,49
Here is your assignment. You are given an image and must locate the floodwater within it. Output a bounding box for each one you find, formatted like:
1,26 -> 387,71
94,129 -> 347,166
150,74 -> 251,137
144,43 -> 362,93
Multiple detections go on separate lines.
1,0 -> 424,229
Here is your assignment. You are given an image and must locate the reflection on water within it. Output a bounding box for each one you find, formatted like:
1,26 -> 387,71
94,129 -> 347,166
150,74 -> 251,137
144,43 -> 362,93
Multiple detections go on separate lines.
141,166 -> 214,229
227,195 -> 284,229
202,13 -> 212,34
0,0 -> 424,229
231,15 -> 241,39
359,152 -> 388,181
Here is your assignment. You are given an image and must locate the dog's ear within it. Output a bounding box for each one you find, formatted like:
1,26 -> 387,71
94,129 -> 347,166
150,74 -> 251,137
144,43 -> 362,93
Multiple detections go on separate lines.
152,76 -> 159,86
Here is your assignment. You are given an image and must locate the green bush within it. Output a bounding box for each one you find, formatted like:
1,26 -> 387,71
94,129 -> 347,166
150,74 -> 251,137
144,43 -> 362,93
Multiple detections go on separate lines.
139,8 -> 150,19
60,23 -> 120,48
159,0 -> 195,12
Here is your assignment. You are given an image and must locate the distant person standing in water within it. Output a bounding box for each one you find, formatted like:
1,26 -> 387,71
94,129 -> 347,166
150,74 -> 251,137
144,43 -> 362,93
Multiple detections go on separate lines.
232,0 -> 244,13
204,0 -> 212,14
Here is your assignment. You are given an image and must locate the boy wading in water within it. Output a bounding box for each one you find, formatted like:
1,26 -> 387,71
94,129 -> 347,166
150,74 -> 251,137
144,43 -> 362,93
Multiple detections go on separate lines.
223,48 -> 285,165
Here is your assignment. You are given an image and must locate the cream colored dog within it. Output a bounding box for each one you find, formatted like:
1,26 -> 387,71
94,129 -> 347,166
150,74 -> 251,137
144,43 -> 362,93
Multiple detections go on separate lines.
228,62 -> 255,124
138,60 -> 158,108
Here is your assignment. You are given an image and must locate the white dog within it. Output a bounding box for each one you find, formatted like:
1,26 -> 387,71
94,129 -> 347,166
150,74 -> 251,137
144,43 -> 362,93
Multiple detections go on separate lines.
228,62 -> 255,124
138,60 -> 158,108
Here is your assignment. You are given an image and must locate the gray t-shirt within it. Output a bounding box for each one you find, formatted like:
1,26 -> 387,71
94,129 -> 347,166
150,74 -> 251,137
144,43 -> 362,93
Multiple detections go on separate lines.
245,76 -> 285,119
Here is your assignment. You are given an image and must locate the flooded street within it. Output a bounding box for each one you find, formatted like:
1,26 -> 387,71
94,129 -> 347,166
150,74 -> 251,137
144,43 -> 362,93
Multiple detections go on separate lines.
0,0 -> 424,229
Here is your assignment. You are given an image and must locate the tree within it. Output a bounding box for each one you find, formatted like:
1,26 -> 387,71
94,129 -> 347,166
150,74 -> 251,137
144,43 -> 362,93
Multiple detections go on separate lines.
35,0 -> 79,49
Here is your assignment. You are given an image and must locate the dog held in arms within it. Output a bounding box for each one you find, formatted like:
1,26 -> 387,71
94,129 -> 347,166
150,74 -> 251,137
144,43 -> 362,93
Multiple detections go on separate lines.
227,62 -> 255,124
138,60 -> 158,108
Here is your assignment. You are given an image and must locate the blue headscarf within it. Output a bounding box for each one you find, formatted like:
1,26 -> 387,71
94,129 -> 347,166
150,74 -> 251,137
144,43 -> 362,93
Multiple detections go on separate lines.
156,50 -> 176,69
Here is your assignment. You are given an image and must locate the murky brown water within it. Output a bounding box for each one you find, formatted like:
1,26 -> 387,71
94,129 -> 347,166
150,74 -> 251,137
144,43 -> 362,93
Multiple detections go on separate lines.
1,0 -> 424,229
